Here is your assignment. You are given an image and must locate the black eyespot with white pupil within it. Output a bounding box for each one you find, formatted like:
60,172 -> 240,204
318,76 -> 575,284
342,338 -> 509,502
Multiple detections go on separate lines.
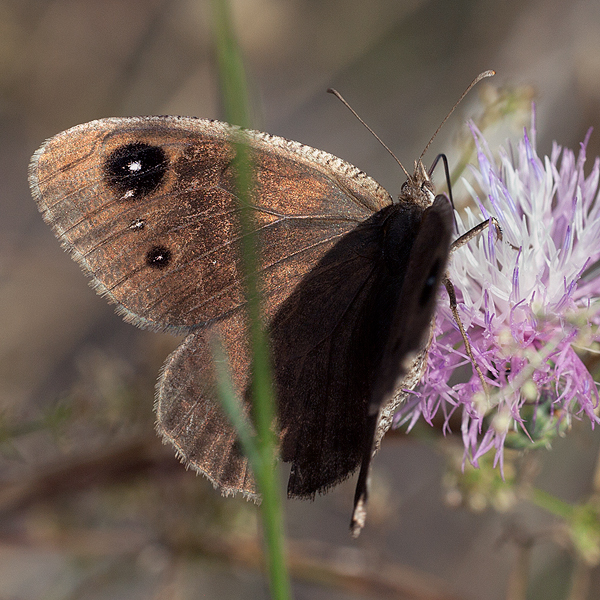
146,246 -> 171,269
104,142 -> 167,198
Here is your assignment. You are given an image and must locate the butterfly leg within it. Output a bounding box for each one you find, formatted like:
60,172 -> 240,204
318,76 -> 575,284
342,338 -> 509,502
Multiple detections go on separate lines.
443,275 -> 489,395
450,215 -> 502,254
444,216 -> 515,394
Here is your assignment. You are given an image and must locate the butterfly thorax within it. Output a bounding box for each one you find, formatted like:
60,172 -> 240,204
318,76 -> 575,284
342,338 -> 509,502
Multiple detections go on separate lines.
397,160 -> 435,209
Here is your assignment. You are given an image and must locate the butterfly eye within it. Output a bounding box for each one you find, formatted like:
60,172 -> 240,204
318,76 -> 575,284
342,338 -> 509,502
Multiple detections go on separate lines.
401,181 -> 408,192
420,181 -> 436,201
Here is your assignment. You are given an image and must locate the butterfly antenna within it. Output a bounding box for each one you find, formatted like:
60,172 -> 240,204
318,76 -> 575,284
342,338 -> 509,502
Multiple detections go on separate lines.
419,70 -> 495,162
327,88 -> 411,179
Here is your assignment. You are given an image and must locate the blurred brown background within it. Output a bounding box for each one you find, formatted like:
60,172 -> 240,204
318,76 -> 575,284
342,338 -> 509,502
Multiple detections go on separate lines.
2,0 -> 600,598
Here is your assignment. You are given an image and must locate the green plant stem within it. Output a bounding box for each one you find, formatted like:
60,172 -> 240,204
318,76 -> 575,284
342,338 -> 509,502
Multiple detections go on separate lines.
209,1 -> 292,599
529,487 -> 575,520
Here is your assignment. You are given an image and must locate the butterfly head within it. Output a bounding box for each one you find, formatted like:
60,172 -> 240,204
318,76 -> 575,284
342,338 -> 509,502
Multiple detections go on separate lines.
399,159 -> 435,208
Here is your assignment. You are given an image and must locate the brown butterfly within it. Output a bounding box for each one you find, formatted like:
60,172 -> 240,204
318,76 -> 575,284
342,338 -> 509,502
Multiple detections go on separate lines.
29,72 -> 494,536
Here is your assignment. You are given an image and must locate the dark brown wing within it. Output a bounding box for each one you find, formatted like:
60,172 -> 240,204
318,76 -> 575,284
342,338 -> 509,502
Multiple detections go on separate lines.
270,198 -> 443,498
29,116 -> 392,332
271,209 -> 397,497
350,195 -> 454,535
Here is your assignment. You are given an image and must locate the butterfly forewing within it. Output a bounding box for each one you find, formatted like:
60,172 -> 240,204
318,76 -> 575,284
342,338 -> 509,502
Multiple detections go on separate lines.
29,117 -> 392,331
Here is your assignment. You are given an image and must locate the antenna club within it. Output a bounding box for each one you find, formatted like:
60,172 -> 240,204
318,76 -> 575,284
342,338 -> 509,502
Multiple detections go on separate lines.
418,69 -> 496,162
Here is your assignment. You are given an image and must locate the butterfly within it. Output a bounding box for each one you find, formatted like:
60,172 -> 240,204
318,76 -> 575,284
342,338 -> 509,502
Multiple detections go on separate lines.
29,71 -> 494,536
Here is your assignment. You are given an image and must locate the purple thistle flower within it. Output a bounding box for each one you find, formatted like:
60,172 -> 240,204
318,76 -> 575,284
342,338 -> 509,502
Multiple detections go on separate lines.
396,108 -> 600,469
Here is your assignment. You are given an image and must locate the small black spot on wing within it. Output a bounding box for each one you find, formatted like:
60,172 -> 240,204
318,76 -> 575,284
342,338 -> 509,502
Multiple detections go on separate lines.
146,245 -> 171,268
